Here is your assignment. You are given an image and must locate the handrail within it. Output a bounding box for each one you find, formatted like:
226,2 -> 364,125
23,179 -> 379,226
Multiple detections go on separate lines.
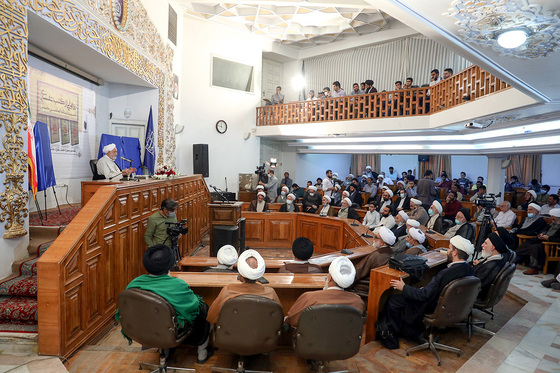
256,64 -> 510,126
37,176 -> 210,357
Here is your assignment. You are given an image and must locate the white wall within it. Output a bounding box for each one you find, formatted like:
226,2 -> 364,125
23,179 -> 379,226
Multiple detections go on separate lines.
542,154 -> 560,193
282,60 -> 304,103
451,155 -> 488,182
380,154 -> 418,178
294,154 -> 352,186
175,15 -> 262,192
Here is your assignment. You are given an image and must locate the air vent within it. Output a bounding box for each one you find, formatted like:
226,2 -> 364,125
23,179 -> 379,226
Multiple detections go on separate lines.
168,5 -> 177,46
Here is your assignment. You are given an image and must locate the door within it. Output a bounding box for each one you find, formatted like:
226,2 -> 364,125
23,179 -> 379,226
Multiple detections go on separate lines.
262,59 -> 283,104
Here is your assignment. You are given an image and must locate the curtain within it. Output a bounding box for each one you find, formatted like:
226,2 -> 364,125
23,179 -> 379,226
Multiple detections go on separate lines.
303,35 -> 472,95
418,155 -> 451,180
506,155 -> 541,185
351,154 -> 380,178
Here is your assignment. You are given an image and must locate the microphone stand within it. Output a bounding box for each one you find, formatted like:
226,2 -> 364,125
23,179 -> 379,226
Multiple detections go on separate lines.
121,159 -> 134,181
351,219 -> 360,226
342,232 -> 373,255
211,185 -> 232,204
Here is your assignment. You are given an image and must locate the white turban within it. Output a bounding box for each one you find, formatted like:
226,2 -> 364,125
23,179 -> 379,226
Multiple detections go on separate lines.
409,228 -> 425,244
550,208 -> 560,217
308,185 -> 317,191
378,175 -> 384,179
287,193 -> 296,200
256,185 -> 265,190
323,195 -> 332,203
103,143 -> 116,153
257,191 -> 266,197
342,197 -> 352,206
366,166 -> 372,170
384,189 -> 394,198
527,190 -> 537,199
377,226 -> 396,246
237,249 -> 266,280
217,245 -> 238,266
398,211 -> 409,221
450,236 -> 475,259
333,172 -> 338,178
528,203 -> 541,212
382,186 -> 390,190
397,180 -> 405,187
342,191 -> 350,197
348,174 -> 354,179
335,184 -> 341,190
411,198 -> 422,206
329,257 -> 356,289
282,186 -> 289,192
431,200 -> 443,215
406,219 -> 420,228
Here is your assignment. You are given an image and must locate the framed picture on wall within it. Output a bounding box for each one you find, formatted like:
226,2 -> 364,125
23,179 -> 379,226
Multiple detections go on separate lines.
37,113 -> 48,125
49,117 -> 60,144
60,119 -> 70,145
70,121 -> 79,146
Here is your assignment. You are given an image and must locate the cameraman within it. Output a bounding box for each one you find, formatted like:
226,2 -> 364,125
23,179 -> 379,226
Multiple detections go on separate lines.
144,198 -> 179,247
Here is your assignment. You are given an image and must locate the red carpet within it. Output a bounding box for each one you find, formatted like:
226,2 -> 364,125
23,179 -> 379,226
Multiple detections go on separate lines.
29,205 -> 81,226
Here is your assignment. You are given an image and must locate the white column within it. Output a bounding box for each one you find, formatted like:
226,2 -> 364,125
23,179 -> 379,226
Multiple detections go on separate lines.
487,156 -> 507,201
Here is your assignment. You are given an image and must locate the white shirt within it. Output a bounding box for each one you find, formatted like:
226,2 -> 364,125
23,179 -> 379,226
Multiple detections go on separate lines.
322,177 -> 334,197
96,154 -> 122,179
363,184 -> 377,195
373,215 -> 395,234
494,209 -> 516,228
541,204 -> 560,216
362,210 -> 380,229
382,177 -> 394,185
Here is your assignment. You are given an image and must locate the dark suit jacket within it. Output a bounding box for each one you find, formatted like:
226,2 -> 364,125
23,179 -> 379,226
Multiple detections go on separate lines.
391,223 -> 407,239
248,200 -> 269,212
349,190 -> 363,207
338,207 -> 360,221
303,192 -> 322,211
315,205 -> 335,216
278,203 -> 300,212
514,217 -> 548,236
426,215 -> 444,234
391,196 -> 410,213
473,257 -> 507,299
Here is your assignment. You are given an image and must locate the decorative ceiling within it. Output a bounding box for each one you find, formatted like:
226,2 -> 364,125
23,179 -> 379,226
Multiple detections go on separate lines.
179,2 -> 389,48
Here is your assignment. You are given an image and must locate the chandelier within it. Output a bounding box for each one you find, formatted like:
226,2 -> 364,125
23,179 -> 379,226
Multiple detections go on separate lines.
446,0 -> 560,59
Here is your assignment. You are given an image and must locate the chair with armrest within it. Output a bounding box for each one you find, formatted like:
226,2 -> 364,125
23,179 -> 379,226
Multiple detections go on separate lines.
118,288 -> 195,373
212,295 -> 284,373
543,241 -> 560,274
89,159 -> 106,180
293,304 -> 364,373
406,276 -> 481,366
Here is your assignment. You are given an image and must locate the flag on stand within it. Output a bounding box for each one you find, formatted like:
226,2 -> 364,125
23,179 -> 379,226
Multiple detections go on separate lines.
34,121 -> 57,191
143,106 -> 155,175
27,102 -> 38,198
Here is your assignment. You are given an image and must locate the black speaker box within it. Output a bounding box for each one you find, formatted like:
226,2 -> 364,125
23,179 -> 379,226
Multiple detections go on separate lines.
418,155 -> 430,162
212,225 -> 239,256
193,144 -> 209,177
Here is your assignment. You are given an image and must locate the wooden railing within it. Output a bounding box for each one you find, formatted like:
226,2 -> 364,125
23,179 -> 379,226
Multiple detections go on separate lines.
256,65 -> 510,126
37,176 -> 210,357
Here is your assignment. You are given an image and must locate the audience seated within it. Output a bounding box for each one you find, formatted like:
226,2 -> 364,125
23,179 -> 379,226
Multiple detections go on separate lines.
278,193 -> 299,212
253,185 -> 271,203
347,184 -> 363,206
116,245 -> 213,364
275,186 -> 289,203
393,219 -> 420,254
248,191 -> 269,212
504,175 -> 524,192
508,203 -> 548,248
332,184 -> 342,206
392,211 -> 409,239
285,257 -> 365,328
278,237 -> 323,274
353,227 -> 396,284
472,233 -> 509,299
362,203 -> 381,230
372,205 -> 396,233
202,245 -> 238,273
207,250 -> 282,324
408,198 -> 429,226
541,194 -> 560,216
292,183 -> 304,199
444,208 -> 474,241
379,236 -> 474,348
303,185 -> 322,213
493,201 -> 516,228
519,190 -> 537,211
405,180 -> 418,198
442,191 -> 462,222
392,187 -> 410,214
515,208 -> 560,275
426,201 -> 444,234
316,195 -> 335,216
404,228 -> 427,255
363,177 -> 377,195
338,197 -> 360,220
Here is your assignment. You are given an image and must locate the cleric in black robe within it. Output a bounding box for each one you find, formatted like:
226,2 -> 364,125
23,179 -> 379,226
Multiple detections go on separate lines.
381,236 -> 475,345
472,232 -> 509,299
508,203 -> 548,249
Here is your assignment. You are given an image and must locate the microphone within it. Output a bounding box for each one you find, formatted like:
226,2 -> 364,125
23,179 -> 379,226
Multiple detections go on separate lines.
351,219 -> 360,226
121,156 -> 133,163
342,232 -> 373,255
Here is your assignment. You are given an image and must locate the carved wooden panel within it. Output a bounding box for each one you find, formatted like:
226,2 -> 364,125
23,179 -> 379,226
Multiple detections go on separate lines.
141,191 -> 150,214
115,227 -> 129,292
268,219 -> 294,246
64,248 -> 82,285
64,284 -> 83,342
245,218 -> 265,242
320,224 -> 342,253
299,220 -> 320,249
129,223 -> 141,279
85,254 -> 102,326
103,204 -> 115,227
131,193 -> 140,218
150,189 -> 159,211
118,195 -> 129,222
103,232 -> 115,308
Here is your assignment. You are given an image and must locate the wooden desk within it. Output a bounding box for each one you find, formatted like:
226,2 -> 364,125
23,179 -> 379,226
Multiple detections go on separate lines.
179,245 -> 374,272
365,250 -> 448,342
170,272 -> 326,311
420,225 -> 450,250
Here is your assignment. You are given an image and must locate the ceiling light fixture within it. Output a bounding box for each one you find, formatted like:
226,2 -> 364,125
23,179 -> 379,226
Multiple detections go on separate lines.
497,28 -> 530,49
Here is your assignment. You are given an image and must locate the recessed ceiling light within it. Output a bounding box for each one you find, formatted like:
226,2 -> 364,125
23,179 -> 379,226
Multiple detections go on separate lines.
497,28 -> 530,49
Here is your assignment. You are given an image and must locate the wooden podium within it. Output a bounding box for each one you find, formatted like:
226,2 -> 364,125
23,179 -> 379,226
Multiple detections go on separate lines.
209,202 -> 244,255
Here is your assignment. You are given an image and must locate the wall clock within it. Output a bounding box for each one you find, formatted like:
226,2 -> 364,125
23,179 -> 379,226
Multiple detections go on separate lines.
216,120 -> 227,134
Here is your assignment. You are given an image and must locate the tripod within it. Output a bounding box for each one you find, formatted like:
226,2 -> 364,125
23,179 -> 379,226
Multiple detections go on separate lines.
474,207 -> 498,260
168,234 -> 182,271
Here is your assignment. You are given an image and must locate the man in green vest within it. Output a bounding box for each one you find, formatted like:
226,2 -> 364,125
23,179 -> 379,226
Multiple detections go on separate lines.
144,198 -> 178,247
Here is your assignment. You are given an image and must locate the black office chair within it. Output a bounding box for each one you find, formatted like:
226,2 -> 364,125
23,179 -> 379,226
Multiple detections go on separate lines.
90,159 -> 105,180
212,295 -> 284,373
293,304 -> 364,373
406,276 -> 481,366
118,288 -> 195,373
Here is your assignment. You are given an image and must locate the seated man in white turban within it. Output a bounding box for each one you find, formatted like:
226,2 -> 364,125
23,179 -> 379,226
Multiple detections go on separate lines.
207,250 -> 282,324
408,198 -> 429,226
248,191 -> 269,212
303,185 -> 322,213
203,245 -> 238,273
426,200 -> 444,234
353,227 -> 396,284
391,211 -> 408,239
403,228 -> 427,255
338,197 -> 360,220
285,257 -> 365,328
279,193 -> 300,212
316,195 -> 335,217
96,143 -> 136,180
275,186 -> 289,203
278,237 -> 323,273
392,219 -> 421,254
380,236 -> 475,348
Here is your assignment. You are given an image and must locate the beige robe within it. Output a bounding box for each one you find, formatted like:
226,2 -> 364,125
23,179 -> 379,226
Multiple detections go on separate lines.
353,245 -> 393,283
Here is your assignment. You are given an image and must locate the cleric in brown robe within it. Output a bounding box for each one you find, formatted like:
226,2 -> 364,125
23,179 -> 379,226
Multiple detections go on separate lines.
285,257 -> 365,328
353,226 -> 396,284
206,250 -> 281,324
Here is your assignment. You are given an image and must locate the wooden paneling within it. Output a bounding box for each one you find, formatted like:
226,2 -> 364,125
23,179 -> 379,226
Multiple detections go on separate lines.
39,176 -> 210,358
245,218 -> 266,243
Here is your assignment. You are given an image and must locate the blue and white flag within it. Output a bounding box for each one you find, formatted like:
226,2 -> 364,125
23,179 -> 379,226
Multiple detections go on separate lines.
34,121 -> 56,191
143,107 -> 155,174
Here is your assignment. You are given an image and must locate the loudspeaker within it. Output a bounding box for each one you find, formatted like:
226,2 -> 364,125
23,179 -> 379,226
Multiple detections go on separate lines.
418,155 -> 430,162
212,225 -> 239,256
193,144 -> 209,177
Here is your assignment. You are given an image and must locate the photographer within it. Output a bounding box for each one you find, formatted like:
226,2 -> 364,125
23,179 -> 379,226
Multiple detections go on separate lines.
144,198 -> 179,247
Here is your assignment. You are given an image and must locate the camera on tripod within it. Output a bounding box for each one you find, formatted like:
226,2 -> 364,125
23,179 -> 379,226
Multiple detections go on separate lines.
166,219 -> 189,237
474,192 -> 501,212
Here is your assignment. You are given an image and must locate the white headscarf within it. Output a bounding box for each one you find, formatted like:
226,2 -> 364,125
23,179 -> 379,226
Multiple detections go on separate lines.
308,185 -> 317,191
329,257 -> 356,288
406,219 -> 420,228
257,191 -> 266,198
342,197 -> 352,207
431,200 -> 443,215
217,245 -> 238,266
385,189 -> 394,198
527,190 -> 537,199
323,195 -> 332,203
450,236 -> 475,260
528,202 -> 542,212
287,193 -> 296,200
398,211 -> 409,222
409,228 -> 426,244
103,143 -> 116,153
411,198 -> 422,206
237,249 -> 266,280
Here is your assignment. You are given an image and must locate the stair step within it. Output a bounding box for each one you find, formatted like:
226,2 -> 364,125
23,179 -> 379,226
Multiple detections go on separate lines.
0,296 -> 38,322
0,276 -> 37,297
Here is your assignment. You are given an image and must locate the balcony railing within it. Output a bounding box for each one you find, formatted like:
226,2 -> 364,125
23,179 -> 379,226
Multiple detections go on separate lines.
256,65 -> 510,126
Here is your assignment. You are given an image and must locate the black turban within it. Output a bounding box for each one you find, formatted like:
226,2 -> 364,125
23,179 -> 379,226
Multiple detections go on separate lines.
459,208 -> 471,222
143,244 -> 175,275
487,232 -> 509,254
292,237 -> 314,261
495,227 -> 514,247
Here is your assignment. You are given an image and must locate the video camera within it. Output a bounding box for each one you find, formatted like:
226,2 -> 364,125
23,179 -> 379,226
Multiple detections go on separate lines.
474,192 -> 501,210
166,219 -> 189,238
255,163 -> 267,183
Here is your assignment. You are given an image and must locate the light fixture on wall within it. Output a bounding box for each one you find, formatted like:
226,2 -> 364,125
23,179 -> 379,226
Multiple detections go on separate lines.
446,0 -> 560,59
174,124 -> 185,134
124,108 -> 131,118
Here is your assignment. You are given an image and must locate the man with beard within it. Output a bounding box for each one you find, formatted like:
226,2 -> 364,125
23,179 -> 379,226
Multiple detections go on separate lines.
338,197 -> 360,220
391,211 -> 409,239
96,143 -> 136,179
442,191 -> 462,223
352,227 -> 396,283
303,185 -> 322,213
472,233 -> 510,299
426,201 -> 444,234
409,198 -> 429,226
372,205 -> 396,234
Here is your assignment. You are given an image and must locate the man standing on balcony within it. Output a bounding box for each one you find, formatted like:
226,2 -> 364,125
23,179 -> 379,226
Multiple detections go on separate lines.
364,79 -> 377,94
443,68 -> 453,79
332,81 -> 347,97
429,69 -> 440,86
350,83 -> 364,95
271,86 -> 284,105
